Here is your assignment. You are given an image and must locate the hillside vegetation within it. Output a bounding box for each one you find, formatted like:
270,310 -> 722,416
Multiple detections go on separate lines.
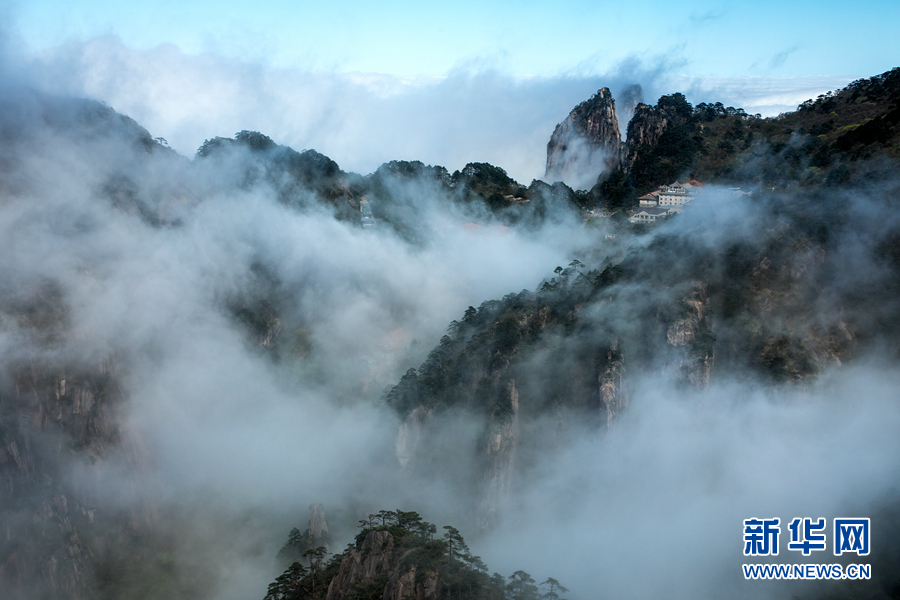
597,68 -> 900,207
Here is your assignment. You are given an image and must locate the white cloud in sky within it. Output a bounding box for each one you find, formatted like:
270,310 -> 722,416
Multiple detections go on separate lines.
20,37 -> 857,184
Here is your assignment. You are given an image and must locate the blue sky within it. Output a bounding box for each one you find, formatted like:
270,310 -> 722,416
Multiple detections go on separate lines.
12,0 -> 898,77
6,0 -> 899,180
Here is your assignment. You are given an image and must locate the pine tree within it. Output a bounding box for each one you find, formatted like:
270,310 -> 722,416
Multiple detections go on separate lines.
442,525 -> 470,561
507,571 -> 540,600
264,562 -> 308,600
539,577 -> 569,600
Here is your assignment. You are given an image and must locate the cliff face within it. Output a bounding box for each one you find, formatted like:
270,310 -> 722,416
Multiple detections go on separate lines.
475,379 -> 519,531
308,503 -> 330,542
623,94 -> 694,174
325,530 -> 439,600
597,339 -> 627,426
326,530 -> 396,600
623,103 -> 670,168
545,88 -> 624,189
664,285 -> 715,389
383,565 -> 439,600
395,406 -> 431,469
389,287 -> 631,532
0,358 -> 156,599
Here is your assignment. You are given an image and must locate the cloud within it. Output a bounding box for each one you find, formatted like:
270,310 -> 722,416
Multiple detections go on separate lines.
21,37 -> 606,182
0,84 -> 604,595
20,37 -> 842,184
672,74 -> 856,117
19,38 -> 851,185
479,365 -> 900,599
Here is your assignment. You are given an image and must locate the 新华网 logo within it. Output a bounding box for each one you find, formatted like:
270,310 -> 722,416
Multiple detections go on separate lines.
742,517 -> 871,580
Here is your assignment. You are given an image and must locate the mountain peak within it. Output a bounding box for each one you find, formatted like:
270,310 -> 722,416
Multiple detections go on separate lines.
545,87 -> 624,190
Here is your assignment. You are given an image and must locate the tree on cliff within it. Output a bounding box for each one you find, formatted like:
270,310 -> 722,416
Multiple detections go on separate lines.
443,525 -> 470,561
266,511 -> 574,600
304,546 -> 329,577
264,562 -> 308,600
539,577 -> 569,600
507,571 -> 540,600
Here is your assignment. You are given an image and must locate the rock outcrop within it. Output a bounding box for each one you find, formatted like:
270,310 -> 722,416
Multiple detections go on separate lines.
383,565 -> 439,600
476,379 -> 519,531
623,93 -> 694,173
0,358 -> 155,599
597,339 -> 627,426
395,406 -> 431,469
665,284 -> 715,389
545,87 -> 624,189
624,104 -> 669,165
325,530 -> 439,600
277,503 -> 334,566
308,503 -> 330,550
326,530 -> 395,600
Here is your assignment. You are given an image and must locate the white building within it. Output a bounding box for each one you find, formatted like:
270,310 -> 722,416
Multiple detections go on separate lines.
656,181 -> 697,211
638,191 -> 660,207
360,198 -> 376,229
629,206 -> 676,223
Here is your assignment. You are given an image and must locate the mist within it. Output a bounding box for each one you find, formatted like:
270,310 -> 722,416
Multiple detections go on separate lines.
0,79 -> 595,597
361,184 -> 900,599
18,36 -> 853,183
478,367 -> 900,599
1,38 -> 899,600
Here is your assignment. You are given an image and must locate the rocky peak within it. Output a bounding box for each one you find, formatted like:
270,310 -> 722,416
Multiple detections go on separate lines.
308,503 -> 329,544
395,406 -> 431,469
476,379 -> 519,531
598,338 -> 627,427
545,87 -> 624,189
623,93 -> 694,172
325,530 -> 396,600
624,103 -> 668,166
325,529 -> 439,600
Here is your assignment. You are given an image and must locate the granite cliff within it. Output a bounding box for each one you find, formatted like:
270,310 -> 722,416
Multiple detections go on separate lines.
267,512 -> 564,600
545,87 -> 624,188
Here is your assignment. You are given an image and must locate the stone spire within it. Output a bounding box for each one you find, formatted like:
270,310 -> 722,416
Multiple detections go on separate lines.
545,87 -> 624,189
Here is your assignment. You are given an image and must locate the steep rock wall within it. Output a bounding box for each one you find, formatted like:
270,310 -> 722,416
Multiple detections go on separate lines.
597,339 -> 627,426
624,103 -> 672,172
546,88 -> 624,188
383,565 -> 439,600
326,530 -> 440,600
0,277 -> 169,599
664,284 -> 715,388
0,359 -> 154,599
475,379 -> 519,531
